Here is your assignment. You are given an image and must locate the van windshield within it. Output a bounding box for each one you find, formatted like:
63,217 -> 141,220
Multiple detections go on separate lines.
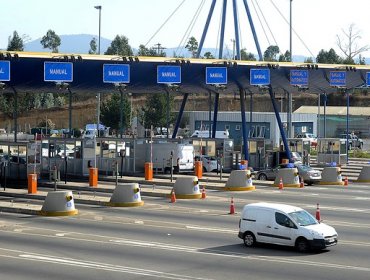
289,210 -> 317,226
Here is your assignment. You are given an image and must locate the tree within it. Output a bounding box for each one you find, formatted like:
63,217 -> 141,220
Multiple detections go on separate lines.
203,52 -> 214,59
336,24 -> 369,65
40,29 -> 61,53
137,44 -> 157,56
105,35 -> 133,56
185,36 -> 198,58
304,57 -> 314,63
241,49 -> 256,61
263,45 -> 280,61
140,93 -> 174,130
278,50 -> 291,62
7,31 -> 24,51
88,37 -> 97,54
100,93 -> 131,136
316,48 -> 342,64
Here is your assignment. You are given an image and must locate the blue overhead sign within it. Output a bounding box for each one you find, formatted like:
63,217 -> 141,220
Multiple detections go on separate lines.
0,61 -> 10,81
103,64 -> 130,83
329,71 -> 346,87
366,72 -> 370,87
290,70 -> 309,86
157,65 -> 181,84
206,67 -> 227,84
44,62 -> 73,82
250,68 -> 270,85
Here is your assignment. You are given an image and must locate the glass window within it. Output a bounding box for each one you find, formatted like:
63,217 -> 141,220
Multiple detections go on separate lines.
289,210 -> 317,226
275,212 -> 295,228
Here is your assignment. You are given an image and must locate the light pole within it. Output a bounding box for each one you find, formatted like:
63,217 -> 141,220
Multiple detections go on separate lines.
94,5 -> 102,54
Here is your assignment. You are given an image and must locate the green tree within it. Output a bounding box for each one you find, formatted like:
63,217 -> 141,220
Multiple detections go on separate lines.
316,48 -> 342,64
241,49 -> 256,61
304,57 -> 314,63
7,31 -> 24,51
278,50 -> 291,62
140,93 -> 174,130
88,37 -> 97,54
137,44 -> 157,56
203,52 -> 214,59
263,45 -> 280,61
40,29 -> 61,53
100,93 -> 131,136
185,36 -> 198,58
105,35 -> 133,56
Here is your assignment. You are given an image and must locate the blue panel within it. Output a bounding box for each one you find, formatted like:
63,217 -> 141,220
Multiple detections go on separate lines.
290,70 -> 309,86
44,62 -> 73,82
367,72 -> 370,87
103,64 -> 130,83
250,68 -> 270,85
206,67 -> 227,84
329,71 -> 346,87
0,61 -> 10,81
157,65 -> 181,84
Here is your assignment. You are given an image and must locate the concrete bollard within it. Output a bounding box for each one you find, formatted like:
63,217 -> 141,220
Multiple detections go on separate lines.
224,170 -> 256,191
108,183 -> 144,207
40,190 -> 78,216
172,176 -> 202,199
356,165 -> 370,183
273,168 -> 300,188
319,166 -> 344,185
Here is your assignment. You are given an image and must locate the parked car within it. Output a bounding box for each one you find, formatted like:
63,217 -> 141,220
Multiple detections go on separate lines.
339,133 -> 363,149
256,163 -> 321,185
296,133 -> 317,148
194,155 -> 221,172
238,202 -> 338,252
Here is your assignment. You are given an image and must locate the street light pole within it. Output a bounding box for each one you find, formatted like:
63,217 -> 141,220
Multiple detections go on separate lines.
94,5 -> 102,54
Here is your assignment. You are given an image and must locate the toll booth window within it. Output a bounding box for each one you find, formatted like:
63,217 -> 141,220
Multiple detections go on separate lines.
102,141 -> 117,158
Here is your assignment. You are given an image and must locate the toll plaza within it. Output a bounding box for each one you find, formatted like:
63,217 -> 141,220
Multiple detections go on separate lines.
0,51 -> 369,185
316,138 -> 348,166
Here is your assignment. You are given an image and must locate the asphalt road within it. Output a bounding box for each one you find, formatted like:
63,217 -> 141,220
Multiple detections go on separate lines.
1,182 -> 370,279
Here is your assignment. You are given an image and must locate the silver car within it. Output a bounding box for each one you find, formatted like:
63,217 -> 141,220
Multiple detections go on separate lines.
256,164 -> 321,185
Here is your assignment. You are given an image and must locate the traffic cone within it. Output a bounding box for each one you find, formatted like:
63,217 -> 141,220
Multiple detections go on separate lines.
315,203 -> 321,222
170,188 -> 176,203
229,197 -> 235,214
344,176 -> 348,186
201,186 -> 206,199
279,178 -> 284,190
300,177 -> 304,188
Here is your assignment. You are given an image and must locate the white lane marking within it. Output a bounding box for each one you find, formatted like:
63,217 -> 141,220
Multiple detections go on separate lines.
16,254 -> 212,280
186,225 -> 236,234
107,239 -> 370,272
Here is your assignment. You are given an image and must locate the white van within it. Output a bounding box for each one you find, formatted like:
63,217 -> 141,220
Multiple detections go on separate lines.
238,202 -> 338,252
191,130 -> 229,139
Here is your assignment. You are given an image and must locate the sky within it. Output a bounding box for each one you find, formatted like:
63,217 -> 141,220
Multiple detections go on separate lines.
1,0 -> 370,59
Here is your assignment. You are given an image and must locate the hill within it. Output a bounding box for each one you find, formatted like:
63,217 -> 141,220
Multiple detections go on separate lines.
25,34 -> 112,54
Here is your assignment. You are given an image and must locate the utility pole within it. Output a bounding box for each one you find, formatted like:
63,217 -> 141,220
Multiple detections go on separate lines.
153,43 -> 166,56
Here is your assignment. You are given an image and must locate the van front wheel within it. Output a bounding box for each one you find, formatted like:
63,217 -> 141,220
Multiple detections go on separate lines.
296,238 -> 310,252
243,232 -> 256,247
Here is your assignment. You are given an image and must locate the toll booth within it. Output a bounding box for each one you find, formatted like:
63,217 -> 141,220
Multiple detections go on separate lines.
317,138 -> 347,166
284,138 -> 312,165
248,139 -> 273,171
235,139 -> 273,170
0,142 -> 28,181
190,138 -> 234,171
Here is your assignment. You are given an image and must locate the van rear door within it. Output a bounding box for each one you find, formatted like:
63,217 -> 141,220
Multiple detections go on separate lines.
252,209 -> 273,244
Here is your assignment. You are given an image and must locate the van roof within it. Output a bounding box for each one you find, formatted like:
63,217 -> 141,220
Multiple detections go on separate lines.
243,202 -> 303,213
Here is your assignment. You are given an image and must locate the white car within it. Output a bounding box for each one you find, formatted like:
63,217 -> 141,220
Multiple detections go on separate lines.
297,133 -> 317,148
238,202 -> 338,252
195,155 -> 221,172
